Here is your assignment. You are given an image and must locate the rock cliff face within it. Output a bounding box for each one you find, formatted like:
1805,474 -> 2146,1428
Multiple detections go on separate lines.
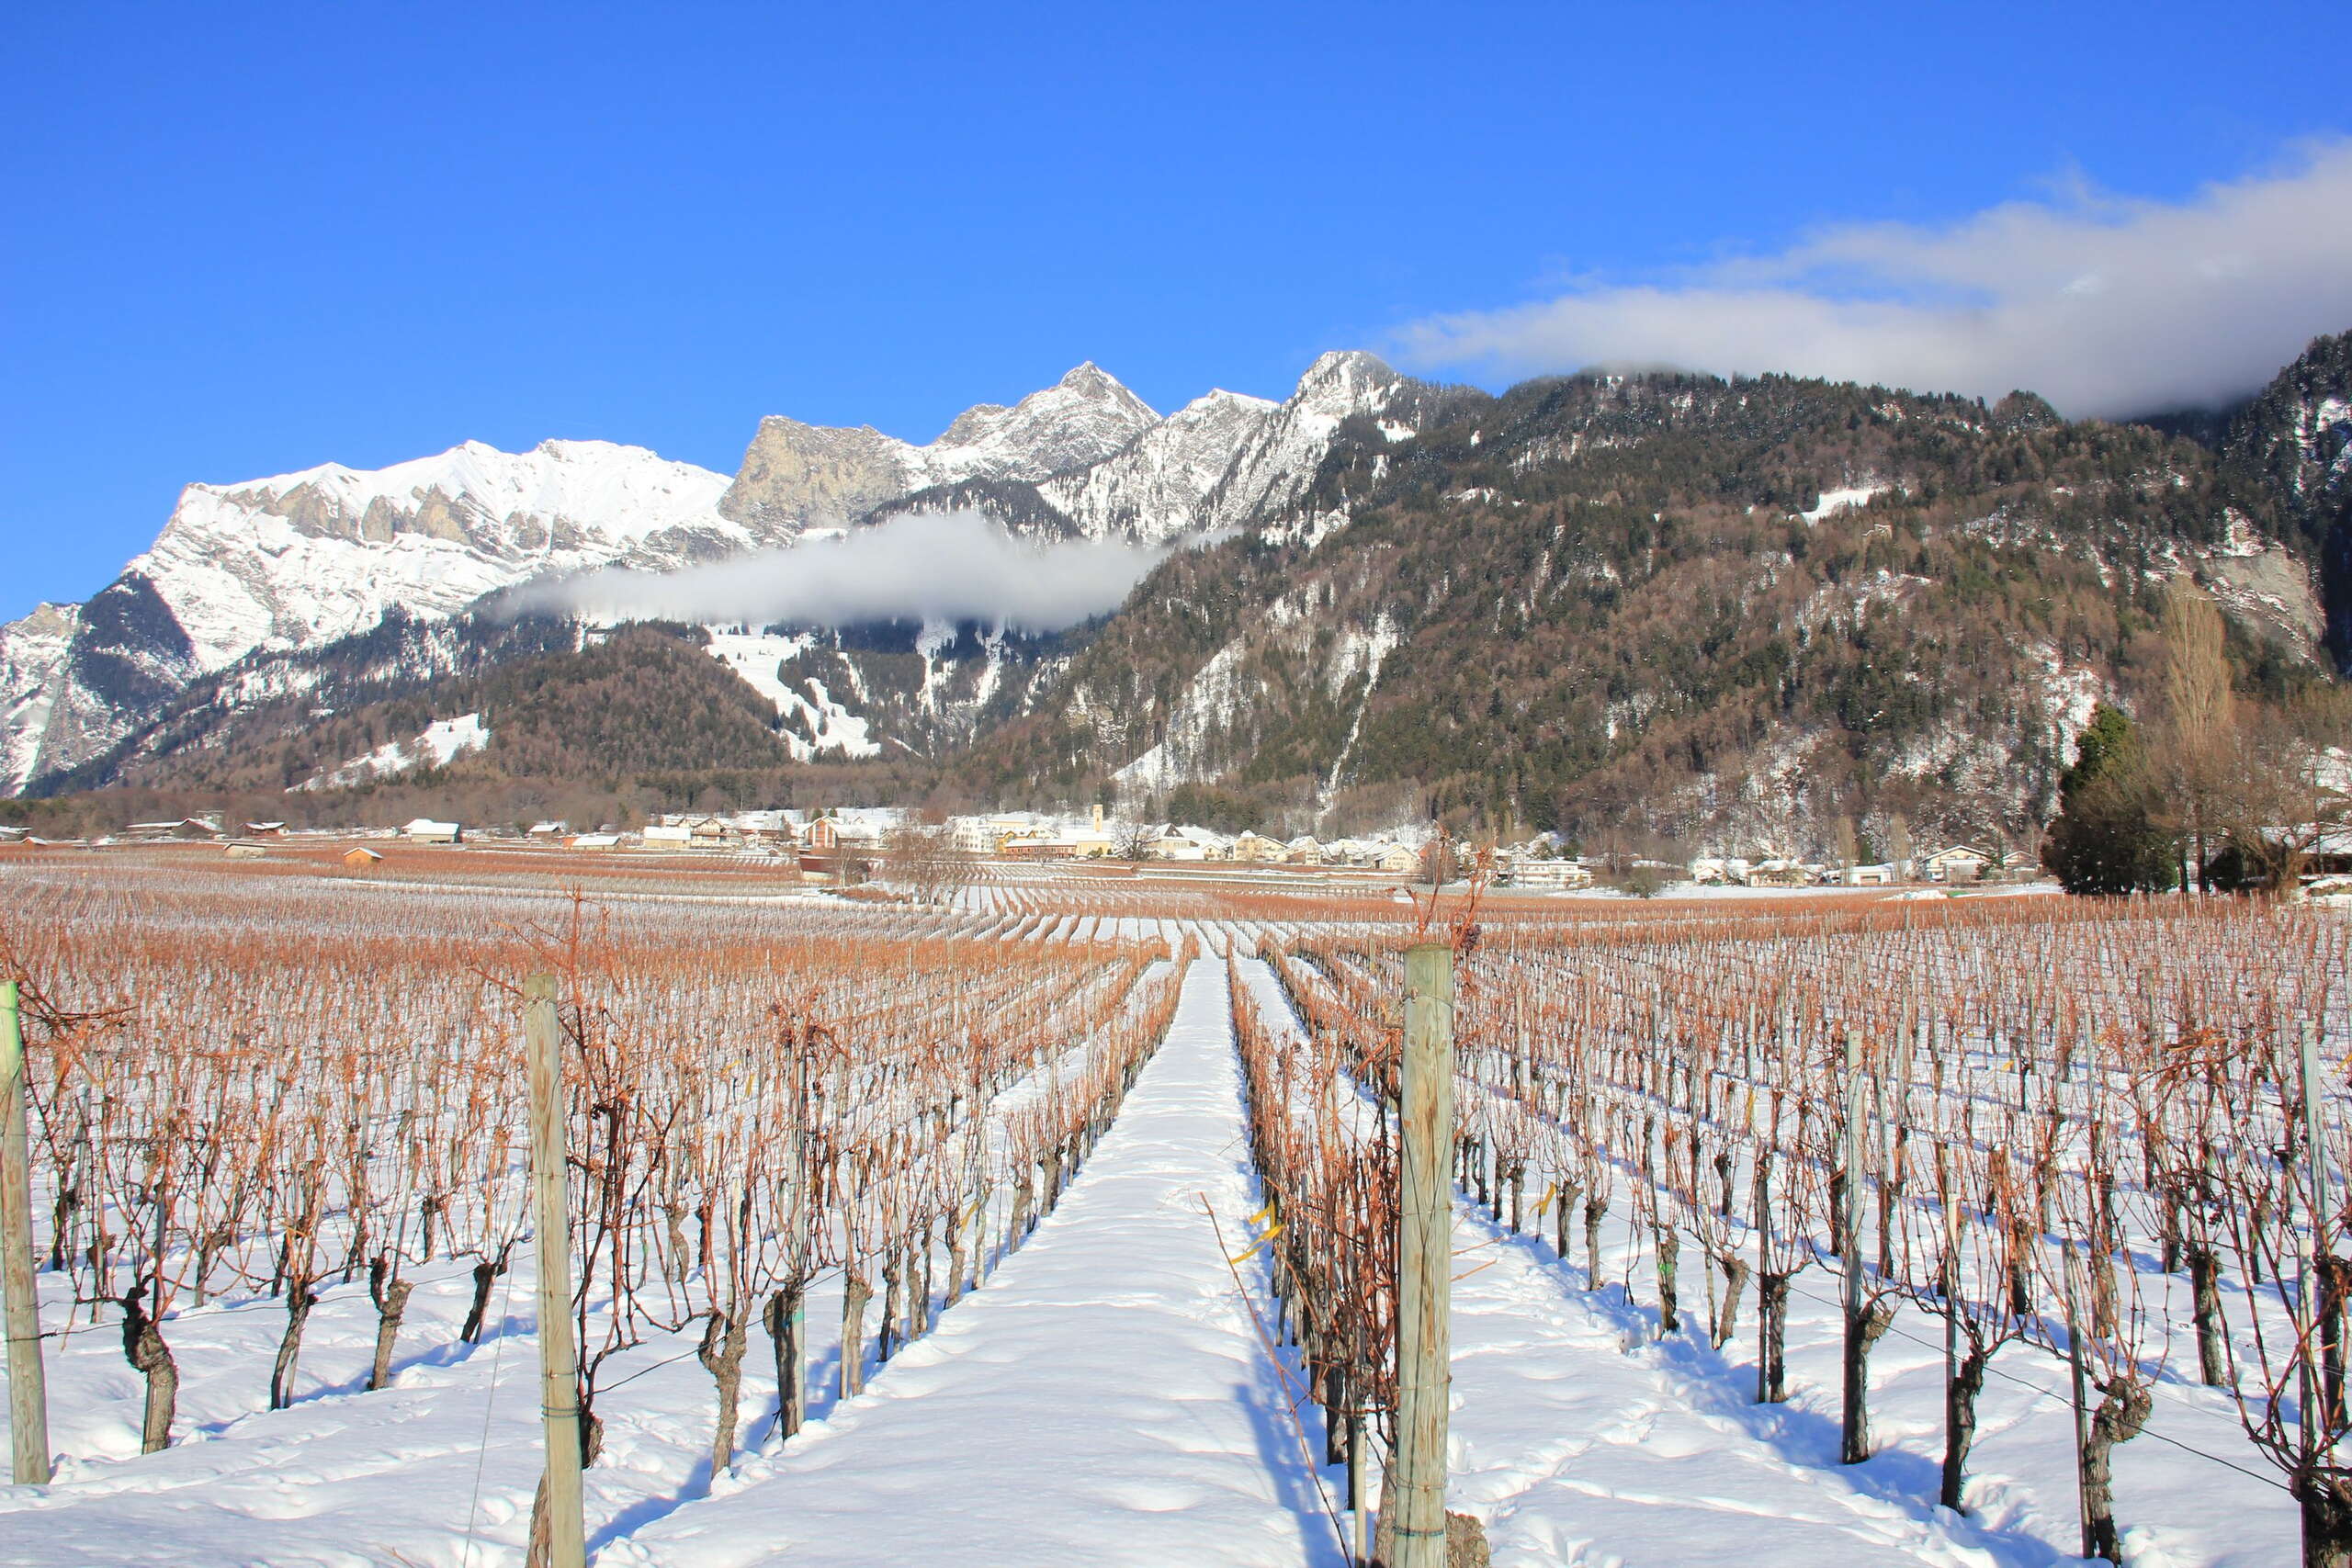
2220,330 -> 2352,668
716,363 -> 1161,532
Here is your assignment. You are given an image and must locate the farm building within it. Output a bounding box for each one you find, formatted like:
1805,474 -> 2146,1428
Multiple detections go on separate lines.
569,832 -> 622,850
127,818 -> 222,841
341,847 -> 385,870
1844,863 -> 1896,886
401,819 -> 462,844
223,842 -> 267,861
642,824 -> 693,847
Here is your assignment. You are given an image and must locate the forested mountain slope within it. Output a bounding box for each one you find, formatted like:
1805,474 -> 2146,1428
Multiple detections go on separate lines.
963,365 -> 2334,850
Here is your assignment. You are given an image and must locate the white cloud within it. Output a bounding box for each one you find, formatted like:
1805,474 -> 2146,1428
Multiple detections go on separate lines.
1396,140 -> 2352,417
517,509 -> 1167,632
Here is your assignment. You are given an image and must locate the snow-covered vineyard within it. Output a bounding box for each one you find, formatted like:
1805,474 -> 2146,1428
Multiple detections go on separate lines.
0,853 -> 2343,1566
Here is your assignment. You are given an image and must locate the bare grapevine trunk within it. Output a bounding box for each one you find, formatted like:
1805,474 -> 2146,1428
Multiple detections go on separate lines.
1655,1224 -> 1680,1335
2079,1376 -> 2152,1562
840,1272 -> 872,1397
764,1283 -> 806,1439
1942,1341 -> 1991,1511
2187,1240 -> 2227,1386
1583,1198 -> 1605,1290
460,1246 -> 511,1343
270,1274 -> 320,1411
2295,1469 -> 2352,1568
1010,1174 -> 1034,1247
120,1283 -> 178,1453
1757,1272 -> 1791,1403
1555,1180 -> 1581,1265
1713,1254 -> 1749,1348
878,1253 -> 902,1363
367,1257 -> 414,1392
1839,1296 -> 1895,1462
697,1311 -> 748,1473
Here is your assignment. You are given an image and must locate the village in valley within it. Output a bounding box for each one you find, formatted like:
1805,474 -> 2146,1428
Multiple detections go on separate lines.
0,803 -> 2110,895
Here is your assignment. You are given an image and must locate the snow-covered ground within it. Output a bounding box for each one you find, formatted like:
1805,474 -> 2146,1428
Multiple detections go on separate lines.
611,957 -> 1341,1566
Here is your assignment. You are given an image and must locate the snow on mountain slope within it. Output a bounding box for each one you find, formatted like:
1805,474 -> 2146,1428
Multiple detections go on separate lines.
1205,350 -> 1412,535
718,364 -> 1161,532
931,362 -> 1162,484
134,437 -> 742,672
703,629 -> 883,759
295,712 -> 490,792
1041,389 -> 1281,543
0,604 -> 80,794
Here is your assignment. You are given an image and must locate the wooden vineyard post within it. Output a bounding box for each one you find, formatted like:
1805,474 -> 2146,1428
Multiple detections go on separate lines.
1839,1024 -> 1871,1464
1394,942 -> 1455,1568
2061,1239 -> 2100,1562
526,974 -> 585,1568
0,981 -> 51,1484
2302,1021 -> 2336,1449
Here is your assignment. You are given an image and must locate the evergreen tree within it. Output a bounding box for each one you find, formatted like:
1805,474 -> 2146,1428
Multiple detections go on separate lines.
2042,705 -> 2178,896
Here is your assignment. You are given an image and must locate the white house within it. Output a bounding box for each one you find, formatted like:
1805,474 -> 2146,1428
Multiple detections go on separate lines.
401,818 -> 461,844
1513,857 -> 1595,890
641,824 -> 693,847
1922,844 -> 1991,882
1844,863 -> 1896,886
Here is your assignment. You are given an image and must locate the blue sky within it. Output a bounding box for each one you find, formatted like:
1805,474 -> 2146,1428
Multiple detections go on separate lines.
6,1 -> 2350,622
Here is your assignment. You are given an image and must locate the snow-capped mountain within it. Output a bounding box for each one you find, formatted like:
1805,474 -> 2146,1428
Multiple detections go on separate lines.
1038,389 -> 1281,543
132,437 -> 745,672
718,363 -> 1161,532
1,438 -> 750,791
6,351 -> 1426,795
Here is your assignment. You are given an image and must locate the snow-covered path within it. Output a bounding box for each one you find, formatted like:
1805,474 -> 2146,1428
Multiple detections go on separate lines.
610,956 -> 1345,1567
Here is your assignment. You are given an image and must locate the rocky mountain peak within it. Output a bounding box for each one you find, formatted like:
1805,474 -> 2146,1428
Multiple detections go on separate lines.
1293,350 -> 1404,411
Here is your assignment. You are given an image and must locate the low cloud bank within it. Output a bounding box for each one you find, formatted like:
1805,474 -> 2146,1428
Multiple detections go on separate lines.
518,510 -> 1167,632
1396,139 -> 2352,417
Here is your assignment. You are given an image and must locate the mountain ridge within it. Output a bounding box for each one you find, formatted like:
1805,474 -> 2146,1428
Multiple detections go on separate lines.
7,336 -> 2346,855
